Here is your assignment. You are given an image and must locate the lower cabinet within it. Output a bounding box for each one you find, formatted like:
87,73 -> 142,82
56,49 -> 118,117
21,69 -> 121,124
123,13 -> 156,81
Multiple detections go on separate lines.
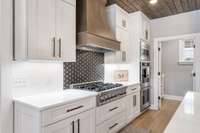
43,109 -> 95,133
126,89 -> 140,123
96,98 -> 127,133
96,111 -> 126,133
15,86 -> 141,133
96,98 -> 126,125
42,115 -> 76,133
15,97 -> 96,133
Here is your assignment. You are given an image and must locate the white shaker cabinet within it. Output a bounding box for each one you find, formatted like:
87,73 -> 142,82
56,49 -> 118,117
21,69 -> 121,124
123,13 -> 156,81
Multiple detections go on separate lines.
126,85 -> 140,124
141,15 -> 150,42
14,90 -> 97,133
14,0 -> 76,62
43,109 -> 95,133
43,116 -> 74,133
55,0 -> 76,62
96,98 -> 127,133
128,12 -> 151,83
105,4 -> 129,64
130,11 -> 150,42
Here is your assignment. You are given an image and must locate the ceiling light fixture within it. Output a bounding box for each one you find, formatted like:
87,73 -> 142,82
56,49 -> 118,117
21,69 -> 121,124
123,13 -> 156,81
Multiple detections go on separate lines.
150,0 -> 158,4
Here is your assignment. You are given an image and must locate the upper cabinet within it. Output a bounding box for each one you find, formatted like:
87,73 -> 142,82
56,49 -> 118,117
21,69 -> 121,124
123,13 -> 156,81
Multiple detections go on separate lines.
128,12 -> 151,43
116,7 -> 128,31
128,12 -> 151,83
141,14 -> 150,42
105,4 -> 129,64
55,0 -> 76,62
14,0 -> 76,62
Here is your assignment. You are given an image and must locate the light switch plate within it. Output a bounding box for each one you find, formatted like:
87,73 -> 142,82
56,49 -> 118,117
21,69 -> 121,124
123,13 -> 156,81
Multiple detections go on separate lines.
114,70 -> 128,82
12,76 -> 28,88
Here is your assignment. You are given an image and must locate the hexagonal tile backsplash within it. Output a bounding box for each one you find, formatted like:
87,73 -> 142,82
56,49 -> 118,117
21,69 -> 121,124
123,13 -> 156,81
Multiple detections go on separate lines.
64,50 -> 104,87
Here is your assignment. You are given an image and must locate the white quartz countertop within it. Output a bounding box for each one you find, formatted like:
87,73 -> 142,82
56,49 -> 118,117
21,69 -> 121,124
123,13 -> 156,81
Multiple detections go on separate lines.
164,91 -> 200,133
14,89 -> 97,111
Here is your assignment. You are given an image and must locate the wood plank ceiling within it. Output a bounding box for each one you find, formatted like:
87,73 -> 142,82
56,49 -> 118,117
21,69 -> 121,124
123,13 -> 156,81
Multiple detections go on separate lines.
107,0 -> 200,19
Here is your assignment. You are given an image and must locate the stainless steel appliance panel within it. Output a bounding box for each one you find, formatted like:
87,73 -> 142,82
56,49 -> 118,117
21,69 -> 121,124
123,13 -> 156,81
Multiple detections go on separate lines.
140,62 -> 151,88
141,87 -> 151,111
140,40 -> 150,61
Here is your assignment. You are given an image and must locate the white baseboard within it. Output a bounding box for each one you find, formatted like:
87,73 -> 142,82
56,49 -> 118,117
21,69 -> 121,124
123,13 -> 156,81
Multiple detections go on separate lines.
163,95 -> 184,101
150,104 -> 159,110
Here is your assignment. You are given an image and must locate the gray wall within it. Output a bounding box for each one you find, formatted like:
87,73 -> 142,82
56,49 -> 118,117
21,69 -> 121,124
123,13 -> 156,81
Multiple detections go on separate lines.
161,40 -> 193,97
150,10 -> 200,104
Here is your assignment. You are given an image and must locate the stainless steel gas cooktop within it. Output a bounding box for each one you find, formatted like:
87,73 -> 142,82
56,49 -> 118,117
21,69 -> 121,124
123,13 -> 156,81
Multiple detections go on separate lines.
71,82 -> 127,106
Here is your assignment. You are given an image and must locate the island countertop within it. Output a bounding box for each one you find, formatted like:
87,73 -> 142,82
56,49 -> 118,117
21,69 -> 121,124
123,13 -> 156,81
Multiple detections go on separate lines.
14,89 -> 98,111
164,91 -> 200,133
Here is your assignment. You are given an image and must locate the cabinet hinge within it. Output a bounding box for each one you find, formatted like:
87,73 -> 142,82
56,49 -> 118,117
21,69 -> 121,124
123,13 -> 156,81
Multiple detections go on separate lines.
193,45 -> 196,48
158,47 -> 161,51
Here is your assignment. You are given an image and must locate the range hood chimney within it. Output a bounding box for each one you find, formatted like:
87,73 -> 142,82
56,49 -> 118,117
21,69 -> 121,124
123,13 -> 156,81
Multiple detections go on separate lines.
77,0 -> 121,52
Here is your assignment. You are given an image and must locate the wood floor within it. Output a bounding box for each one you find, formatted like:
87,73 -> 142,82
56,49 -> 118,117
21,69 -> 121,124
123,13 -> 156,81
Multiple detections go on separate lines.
122,99 -> 180,133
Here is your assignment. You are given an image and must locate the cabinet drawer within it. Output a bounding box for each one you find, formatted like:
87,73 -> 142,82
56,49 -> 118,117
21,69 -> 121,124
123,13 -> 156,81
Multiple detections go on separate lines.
96,97 -> 126,125
42,109 -> 95,133
41,97 -> 95,126
126,84 -> 140,95
96,111 -> 126,133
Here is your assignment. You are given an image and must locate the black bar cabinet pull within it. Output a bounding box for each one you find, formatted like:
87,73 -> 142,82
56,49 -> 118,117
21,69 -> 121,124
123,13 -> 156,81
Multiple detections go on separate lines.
66,105 -> 84,113
109,107 -> 118,112
71,121 -> 75,133
109,123 -> 118,130
78,119 -> 80,133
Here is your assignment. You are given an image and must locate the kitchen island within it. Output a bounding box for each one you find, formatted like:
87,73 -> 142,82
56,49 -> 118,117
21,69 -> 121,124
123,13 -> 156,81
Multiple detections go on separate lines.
164,91 -> 200,133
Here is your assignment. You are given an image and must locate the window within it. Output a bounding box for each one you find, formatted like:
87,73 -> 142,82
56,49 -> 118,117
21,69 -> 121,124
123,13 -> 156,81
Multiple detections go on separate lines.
179,39 -> 194,65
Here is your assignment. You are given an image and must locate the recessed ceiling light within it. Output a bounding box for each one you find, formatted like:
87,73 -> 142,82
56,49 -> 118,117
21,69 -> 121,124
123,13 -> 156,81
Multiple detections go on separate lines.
150,0 -> 158,4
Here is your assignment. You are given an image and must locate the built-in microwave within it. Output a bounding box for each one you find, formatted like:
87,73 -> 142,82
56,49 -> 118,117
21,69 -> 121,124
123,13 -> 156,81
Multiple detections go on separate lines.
140,40 -> 150,61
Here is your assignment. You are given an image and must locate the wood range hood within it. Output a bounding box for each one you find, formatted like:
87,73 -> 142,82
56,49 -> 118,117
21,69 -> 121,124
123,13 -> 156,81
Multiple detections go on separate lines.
76,0 -> 121,52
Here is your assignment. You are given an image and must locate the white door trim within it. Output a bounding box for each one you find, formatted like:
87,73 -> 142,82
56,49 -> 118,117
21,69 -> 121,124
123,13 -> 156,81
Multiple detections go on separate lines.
153,33 -> 200,110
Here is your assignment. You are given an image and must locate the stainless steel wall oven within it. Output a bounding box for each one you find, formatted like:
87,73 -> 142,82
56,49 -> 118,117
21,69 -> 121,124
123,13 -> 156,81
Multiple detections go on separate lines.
140,62 -> 151,88
140,40 -> 151,112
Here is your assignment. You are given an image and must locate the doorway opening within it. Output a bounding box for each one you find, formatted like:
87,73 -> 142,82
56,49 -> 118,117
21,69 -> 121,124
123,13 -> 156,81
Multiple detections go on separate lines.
153,33 -> 200,110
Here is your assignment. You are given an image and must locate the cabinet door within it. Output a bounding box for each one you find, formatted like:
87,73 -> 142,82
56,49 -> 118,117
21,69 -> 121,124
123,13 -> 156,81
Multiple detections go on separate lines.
141,16 -> 150,42
110,28 -> 129,63
105,28 -> 129,64
43,109 -> 95,133
27,0 -> 56,59
76,109 -> 95,133
116,28 -> 128,52
126,91 -> 140,123
56,0 -> 76,62
116,9 -> 128,31
43,116 -> 75,133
